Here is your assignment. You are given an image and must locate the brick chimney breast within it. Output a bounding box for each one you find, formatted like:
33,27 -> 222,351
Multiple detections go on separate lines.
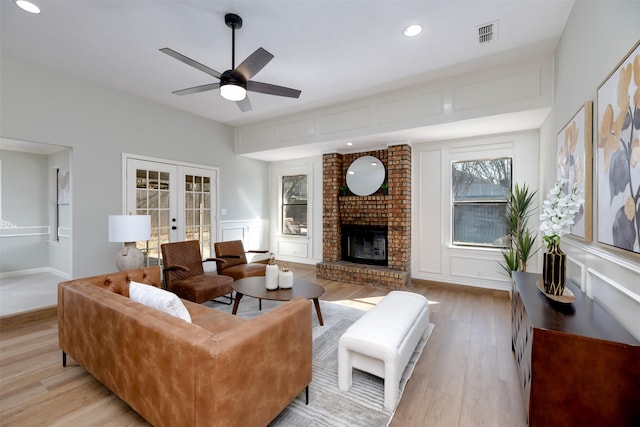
317,145 -> 411,289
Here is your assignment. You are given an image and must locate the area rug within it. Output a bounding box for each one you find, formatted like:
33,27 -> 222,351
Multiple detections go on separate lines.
205,296 -> 434,427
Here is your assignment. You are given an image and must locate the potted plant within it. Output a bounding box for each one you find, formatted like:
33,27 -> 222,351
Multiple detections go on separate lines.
500,183 -> 538,277
339,185 -> 348,196
380,182 -> 388,195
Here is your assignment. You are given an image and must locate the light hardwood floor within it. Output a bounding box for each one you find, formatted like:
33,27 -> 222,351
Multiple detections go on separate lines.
0,264 -> 527,426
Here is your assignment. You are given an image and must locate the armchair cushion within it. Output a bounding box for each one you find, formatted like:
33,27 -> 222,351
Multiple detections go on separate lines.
161,240 -> 234,304
168,273 -> 233,304
129,281 -> 192,323
214,240 -> 268,280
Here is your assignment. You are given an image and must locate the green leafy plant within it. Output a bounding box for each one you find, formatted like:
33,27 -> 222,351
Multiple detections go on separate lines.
500,183 -> 538,276
380,182 -> 388,195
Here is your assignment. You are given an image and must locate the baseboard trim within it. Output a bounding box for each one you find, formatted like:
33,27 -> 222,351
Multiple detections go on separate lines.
0,305 -> 57,331
0,267 -> 69,280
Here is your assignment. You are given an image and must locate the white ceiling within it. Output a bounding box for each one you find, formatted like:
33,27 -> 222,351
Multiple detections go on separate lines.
1,0 -> 574,160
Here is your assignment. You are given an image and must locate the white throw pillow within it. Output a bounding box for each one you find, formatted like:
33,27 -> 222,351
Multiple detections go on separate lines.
129,281 -> 192,323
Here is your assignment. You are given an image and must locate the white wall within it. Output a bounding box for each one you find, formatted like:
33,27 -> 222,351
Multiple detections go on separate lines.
1,54 -> 269,277
0,150 -> 49,272
412,130 -> 540,291
540,0 -> 640,338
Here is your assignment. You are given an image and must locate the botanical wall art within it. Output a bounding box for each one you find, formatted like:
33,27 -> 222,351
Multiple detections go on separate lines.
557,101 -> 592,241
596,40 -> 640,255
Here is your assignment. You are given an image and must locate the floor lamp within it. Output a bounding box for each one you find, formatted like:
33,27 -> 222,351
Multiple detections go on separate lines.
109,215 -> 151,271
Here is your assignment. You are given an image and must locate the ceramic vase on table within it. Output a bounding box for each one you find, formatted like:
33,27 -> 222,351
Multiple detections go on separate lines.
542,239 -> 566,296
265,264 -> 279,290
279,266 -> 293,289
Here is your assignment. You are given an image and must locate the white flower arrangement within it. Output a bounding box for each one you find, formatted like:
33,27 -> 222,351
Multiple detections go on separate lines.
539,179 -> 584,250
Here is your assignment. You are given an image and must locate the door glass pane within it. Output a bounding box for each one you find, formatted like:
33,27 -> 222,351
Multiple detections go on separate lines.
127,159 -> 217,268
134,167 -> 171,266
136,189 -> 146,209
185,172 -> 214,256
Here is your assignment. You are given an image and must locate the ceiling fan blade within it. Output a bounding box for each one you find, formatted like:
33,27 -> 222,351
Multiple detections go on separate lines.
172,83 -> 220,96
236,96 -> 252,112
247,81 -> 301,98
232,47 -> 274,81
160,48 -> 222,79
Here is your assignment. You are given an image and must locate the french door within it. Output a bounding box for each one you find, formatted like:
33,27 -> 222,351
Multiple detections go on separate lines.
125,157 -> 219,265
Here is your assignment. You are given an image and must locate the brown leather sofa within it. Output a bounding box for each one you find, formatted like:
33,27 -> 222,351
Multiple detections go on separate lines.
58,267 -> 312,427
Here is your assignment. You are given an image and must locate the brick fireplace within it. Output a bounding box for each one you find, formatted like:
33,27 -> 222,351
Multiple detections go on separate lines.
316,145 -> 411,289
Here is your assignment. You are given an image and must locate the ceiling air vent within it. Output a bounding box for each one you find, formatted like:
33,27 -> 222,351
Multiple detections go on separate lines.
477,20 -> 498,44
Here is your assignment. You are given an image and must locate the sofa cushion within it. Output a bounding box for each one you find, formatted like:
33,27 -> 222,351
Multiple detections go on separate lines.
129,280 -> 192,323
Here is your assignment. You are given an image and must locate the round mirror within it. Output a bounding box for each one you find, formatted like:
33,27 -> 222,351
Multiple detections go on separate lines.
346,156 -> 385,196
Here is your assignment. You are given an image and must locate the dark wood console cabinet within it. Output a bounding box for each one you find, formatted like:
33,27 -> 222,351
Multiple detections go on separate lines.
511,272 -> 639,426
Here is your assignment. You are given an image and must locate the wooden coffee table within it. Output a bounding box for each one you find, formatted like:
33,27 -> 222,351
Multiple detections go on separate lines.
231,277 -> 325,325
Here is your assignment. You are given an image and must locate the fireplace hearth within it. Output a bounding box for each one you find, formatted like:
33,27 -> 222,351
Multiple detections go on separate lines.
342,225 -> 387,266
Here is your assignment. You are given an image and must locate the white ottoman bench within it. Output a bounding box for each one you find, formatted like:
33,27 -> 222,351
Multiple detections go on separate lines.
338,291 -> 430,411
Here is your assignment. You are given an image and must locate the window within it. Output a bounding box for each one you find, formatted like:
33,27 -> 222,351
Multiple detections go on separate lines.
452,158 -> 512,247
282,175 -> 307,236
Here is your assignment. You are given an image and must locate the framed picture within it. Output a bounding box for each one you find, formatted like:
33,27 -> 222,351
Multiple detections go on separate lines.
557,101 -> 592,242
596,40 -> 640,255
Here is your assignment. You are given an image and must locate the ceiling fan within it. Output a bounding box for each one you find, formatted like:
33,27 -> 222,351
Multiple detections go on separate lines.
160,13 -> 301,112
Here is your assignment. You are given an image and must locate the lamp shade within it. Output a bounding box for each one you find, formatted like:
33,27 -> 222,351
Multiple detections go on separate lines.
109,215 -> 151,242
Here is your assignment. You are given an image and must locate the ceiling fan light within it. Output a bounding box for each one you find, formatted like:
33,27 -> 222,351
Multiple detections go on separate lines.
16,0 -> 40,13
220,82 -> 246,101
403,24 -> 422,37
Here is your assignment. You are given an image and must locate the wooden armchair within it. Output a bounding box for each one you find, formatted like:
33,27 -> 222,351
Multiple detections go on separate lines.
213,240 -> 269,280
160,240 -> 234,304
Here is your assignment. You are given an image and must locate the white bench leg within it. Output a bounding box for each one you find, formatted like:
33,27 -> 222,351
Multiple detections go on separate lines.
384,359 -> 400,411
338,344 -> 353,391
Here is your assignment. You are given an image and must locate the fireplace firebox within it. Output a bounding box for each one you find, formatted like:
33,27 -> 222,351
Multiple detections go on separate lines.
341,225 -> 388,266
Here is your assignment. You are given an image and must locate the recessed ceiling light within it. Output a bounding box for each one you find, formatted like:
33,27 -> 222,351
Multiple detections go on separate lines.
403,24 -> 422,37
16,0 -> 40,14
346,142 -> 353,146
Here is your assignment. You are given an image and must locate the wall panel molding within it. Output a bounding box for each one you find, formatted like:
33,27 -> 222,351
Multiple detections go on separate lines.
219,219 -> 268,262
587,268 -> 640,339
235,55 -> 553,155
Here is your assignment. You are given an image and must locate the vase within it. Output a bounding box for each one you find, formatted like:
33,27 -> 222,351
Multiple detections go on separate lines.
542,240 -> 566,296
279,267 -> 293,289
265,264 -> 279,290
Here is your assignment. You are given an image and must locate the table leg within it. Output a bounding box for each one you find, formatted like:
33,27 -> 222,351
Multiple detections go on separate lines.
232,292 -> 243,315
313,298 -> 324,326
